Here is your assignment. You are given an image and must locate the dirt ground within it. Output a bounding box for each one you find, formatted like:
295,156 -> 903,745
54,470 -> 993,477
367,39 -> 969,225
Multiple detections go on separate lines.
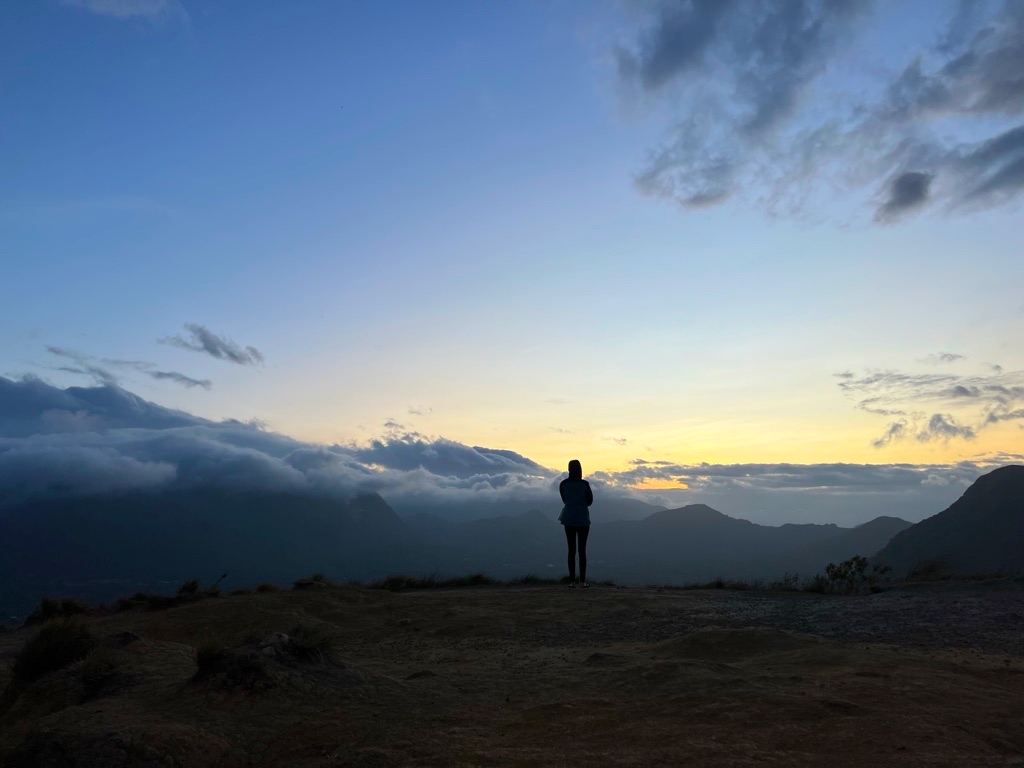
1,581 -> 1023,767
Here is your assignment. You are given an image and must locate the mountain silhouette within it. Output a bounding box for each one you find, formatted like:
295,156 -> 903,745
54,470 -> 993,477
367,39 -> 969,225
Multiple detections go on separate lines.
874,465 -> 1024,577
0,488 -> 440,619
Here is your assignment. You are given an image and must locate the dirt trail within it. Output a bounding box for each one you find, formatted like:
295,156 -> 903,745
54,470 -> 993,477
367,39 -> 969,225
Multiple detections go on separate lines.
2,583 -> 1023,767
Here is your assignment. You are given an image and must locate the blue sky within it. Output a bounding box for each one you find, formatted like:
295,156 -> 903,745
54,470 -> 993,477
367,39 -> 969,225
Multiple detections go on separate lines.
2,0 -> 1023,515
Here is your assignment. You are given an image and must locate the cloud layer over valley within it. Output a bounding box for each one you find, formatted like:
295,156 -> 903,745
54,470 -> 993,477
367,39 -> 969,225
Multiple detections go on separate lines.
1,375 -> 1015,525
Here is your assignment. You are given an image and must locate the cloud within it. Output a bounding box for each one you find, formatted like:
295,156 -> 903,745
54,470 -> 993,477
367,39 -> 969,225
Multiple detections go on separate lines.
147,371 -> 212,389
618,1 -> 1024,220
407,406 -> 433,416
44,347 -> 210,390
46,346 -> 119,386
876,171 -> 933,221
1,376 -> 1019,524
917,413 -> 976,442
604,436 -> 629,446
872,420 -> 908,448
161,324 -> 263,366
592,459 -> 991,493
838,363 -> 1024,446
61,0 -> 187,21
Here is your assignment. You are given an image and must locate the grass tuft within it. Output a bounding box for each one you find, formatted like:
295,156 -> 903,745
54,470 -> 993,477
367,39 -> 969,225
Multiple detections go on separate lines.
9,618 -> 96,693
71,647 -> 125,700
255,583 -> 279,593
25,597 -> 90,626
288,624 -> 340,663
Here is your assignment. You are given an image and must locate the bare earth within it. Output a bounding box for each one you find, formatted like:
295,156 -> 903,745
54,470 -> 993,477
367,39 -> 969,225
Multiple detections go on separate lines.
2,581 -> 1023,767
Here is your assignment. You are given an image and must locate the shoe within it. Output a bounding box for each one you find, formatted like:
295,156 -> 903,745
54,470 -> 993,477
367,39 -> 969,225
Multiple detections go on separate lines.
568,581 -> 577,588
581,582 -> 590,589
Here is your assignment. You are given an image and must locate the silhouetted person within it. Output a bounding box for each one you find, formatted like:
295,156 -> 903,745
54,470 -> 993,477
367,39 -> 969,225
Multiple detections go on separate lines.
558,459 -> 593,587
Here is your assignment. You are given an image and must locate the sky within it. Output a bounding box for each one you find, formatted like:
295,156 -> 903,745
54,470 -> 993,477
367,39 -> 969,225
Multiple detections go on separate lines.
2,0 -> 1023,523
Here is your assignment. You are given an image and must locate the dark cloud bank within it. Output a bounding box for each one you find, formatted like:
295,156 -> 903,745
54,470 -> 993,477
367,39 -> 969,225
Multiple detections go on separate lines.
0,375 -> 1014,525
619,0 -> 1024,220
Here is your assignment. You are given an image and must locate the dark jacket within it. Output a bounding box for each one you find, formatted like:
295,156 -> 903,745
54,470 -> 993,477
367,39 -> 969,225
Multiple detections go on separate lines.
558,478 -> 593,527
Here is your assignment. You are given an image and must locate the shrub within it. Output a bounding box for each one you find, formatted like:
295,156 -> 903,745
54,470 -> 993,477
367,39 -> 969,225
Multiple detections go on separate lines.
907,559 -> 950,582
193,637 -> 227,676
770,572 -> 802,591
9,618 -> 96,691
809,556 -> 892,594
288,624 -> 340,663
71,647 -> 124,699
310,573 -> 327,583
177,579 -> 201,597
230,588 -> 253,596
804,574 -> 830,594
255,583 -> 279,593
25,597 -> 89,626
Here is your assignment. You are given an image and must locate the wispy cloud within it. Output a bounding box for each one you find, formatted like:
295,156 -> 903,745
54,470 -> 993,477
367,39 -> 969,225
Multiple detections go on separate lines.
604,436 -> 629,446
617,1 -> 1024,221
44,347 -> 211,389
407,406 -> 433,416
61,0 -> 188,22
837,363 -> 1024,446
160,323 -> 263,366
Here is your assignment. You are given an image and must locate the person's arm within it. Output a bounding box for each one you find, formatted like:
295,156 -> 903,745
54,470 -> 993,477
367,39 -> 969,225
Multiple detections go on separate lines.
585,481 -> 593,506
559,478 -> 568,504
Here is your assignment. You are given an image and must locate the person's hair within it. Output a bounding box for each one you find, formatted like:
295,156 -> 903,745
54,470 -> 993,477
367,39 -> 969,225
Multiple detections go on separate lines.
568,459 -> 582,480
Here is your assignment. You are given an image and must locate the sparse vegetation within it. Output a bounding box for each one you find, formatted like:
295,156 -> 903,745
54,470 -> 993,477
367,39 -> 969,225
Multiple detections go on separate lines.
8,618 -> 96,693
25,597 -> 89,626
287,624 -> 340,663
177,579 -> 201,597
71,647 -> 125,700
192,636 -> 227,676
255,583 -> 279,593
907,559 -> 951,582
293,573 -> 335,590
230,588 -> 253,596
803,556 -> 892,594
369,573 -> 499,591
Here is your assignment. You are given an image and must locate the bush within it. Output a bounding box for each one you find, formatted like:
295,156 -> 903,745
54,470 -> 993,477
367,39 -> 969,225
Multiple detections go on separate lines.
770,572 -> 802,591
177,579 -> 201,597
808,556 -> 892,594
25,597 -> 89,626
71,647 -> 124,699
9,618 -> 96,692
804,574 -> 830,594
255,583 -> 279,593
230,588 -> 253,596
907,559 -> 951,582
288,624 -> 340,663
193,637 -> 227,676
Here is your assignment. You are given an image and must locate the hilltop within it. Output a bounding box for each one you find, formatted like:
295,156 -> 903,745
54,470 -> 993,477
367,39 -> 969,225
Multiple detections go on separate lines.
875,465 -> 1024,575
2,580 -> 1023,766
